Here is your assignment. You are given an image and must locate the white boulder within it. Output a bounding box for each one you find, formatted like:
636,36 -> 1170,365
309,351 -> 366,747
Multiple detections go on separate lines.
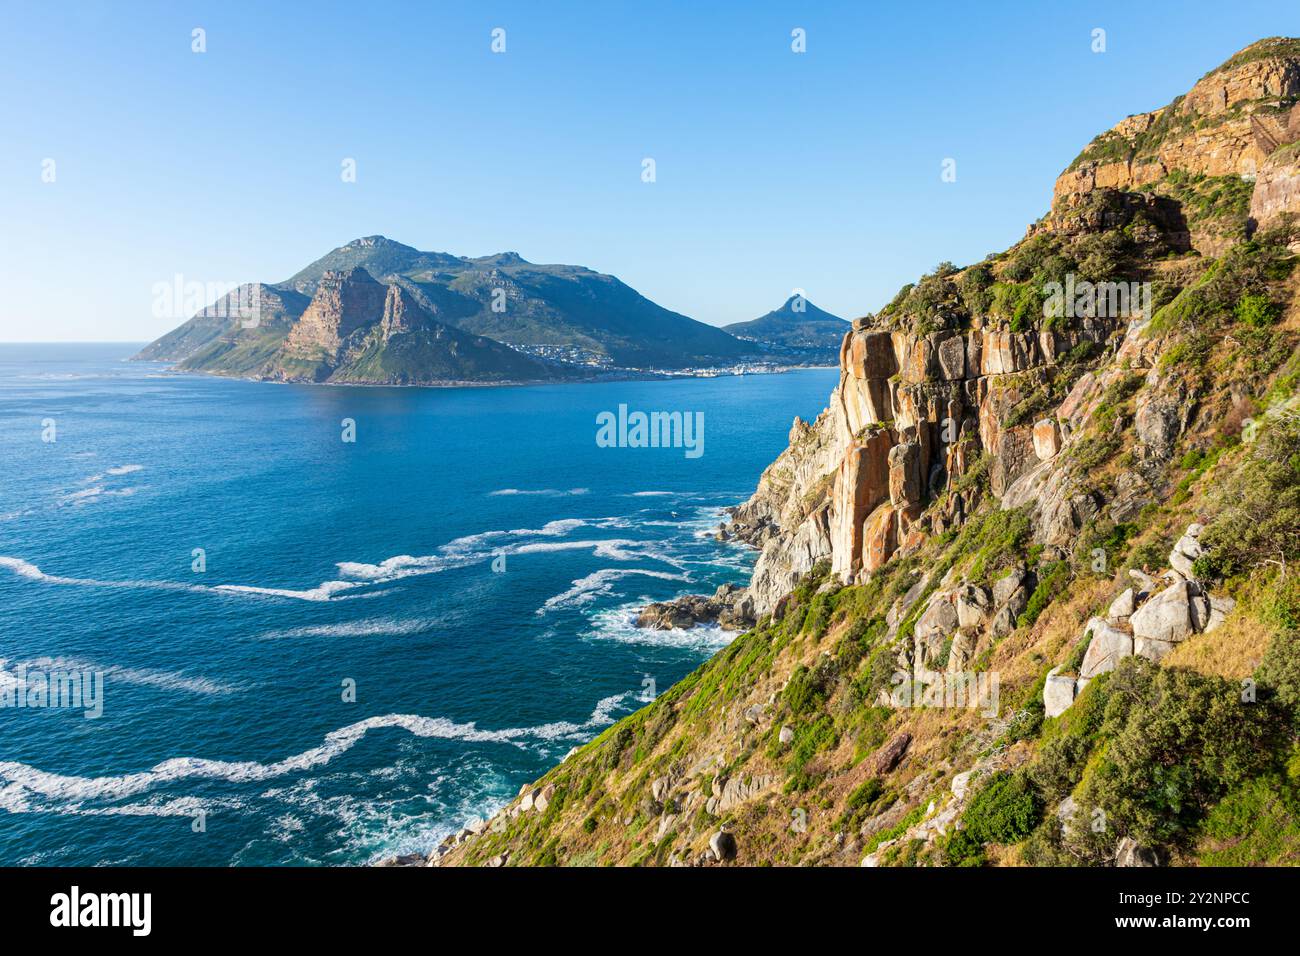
1130,580 -> 1195,644
1043,667 -> 1078,718
1079,617 -> 1135,679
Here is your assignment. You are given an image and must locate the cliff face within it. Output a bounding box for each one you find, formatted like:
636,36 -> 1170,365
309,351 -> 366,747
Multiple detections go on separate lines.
1051,37 -> 1300,253
410,39 -> 1300,869
726,40 -> 1300,621
735,318 -> 1122,614
278,268 -> 392,372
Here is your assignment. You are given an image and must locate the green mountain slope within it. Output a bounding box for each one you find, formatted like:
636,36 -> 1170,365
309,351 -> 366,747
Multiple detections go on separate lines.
133,284 -> 311,363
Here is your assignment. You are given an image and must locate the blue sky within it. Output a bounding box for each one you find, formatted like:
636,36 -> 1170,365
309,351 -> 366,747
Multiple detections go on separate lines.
1,0 -> 1295,342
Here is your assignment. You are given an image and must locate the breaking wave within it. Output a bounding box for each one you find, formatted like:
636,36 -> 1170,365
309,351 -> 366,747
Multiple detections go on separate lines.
0,693 -> 635,814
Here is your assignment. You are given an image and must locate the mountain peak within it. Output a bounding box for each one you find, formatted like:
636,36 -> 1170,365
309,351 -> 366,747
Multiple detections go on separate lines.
474,251 -> 530,267
779,293 -> 823,314
722,296 -> 847,361
344,235 -> 408,249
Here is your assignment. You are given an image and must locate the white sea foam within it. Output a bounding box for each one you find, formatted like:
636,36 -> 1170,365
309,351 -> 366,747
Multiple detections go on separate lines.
82,464 -> 144,483
488,488 -> 589,497
61,485 -> 139,505
0,514 -> 681,608
0,694 -> 635,813
586,603 -> 736,652
0,556 -> 200,593
261,618 -> 439,639
213,580 -> 361,602
539,568 -> 687,613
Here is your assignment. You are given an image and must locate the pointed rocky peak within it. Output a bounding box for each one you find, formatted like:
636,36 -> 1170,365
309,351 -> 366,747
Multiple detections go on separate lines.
724,295 -> 846,339
772,294 -> 844,322
379,282 -> 439,336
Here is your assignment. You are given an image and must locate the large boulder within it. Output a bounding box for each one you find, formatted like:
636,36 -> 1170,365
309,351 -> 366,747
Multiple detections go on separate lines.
1044,667 -> 1078,718
955,584 -> 992,629
1033,418 -> 1062,460
915,592 -> 959,642
874,733 -> 912,774
993,566 -> 1029,608
1079,618 -> 1135,679
1130,579 -> 1195,644
1107,587 -> 1136,619
1205,594 -> 1236,633
1135,635 -> 1178,663
709,830 -> 737,862
990,566 -> 1031,636
1168,527 -> 1204,579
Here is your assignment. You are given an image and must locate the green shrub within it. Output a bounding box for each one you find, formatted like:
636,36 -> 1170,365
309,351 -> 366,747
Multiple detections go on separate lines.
1077,657 -> 1288,849
1017,561 -> 1069,628
1198,772 -> 1300,865
1199,417 -> 1300,578
1256,628 -> 1300,728
783,664 -> 825,717
1236,292 -> 1281,328
944,771 -> 1044,865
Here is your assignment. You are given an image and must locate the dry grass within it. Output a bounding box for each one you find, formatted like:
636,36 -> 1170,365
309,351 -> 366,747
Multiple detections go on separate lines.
1163,605 -> 1272,680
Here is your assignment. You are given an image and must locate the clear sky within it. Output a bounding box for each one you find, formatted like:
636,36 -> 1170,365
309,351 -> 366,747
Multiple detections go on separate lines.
1,0 -> 1295,342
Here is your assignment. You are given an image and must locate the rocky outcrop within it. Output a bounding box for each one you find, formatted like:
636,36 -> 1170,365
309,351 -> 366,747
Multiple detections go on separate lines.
724,317 -> 1123,617
874,733 -> 913,774
637,584 -> 755,631
1250,142 -> 1300,233
1051,38 -> 1300,253
904,566 -> 1034,682
1043,524 -> 1236,716
280,267 -> 389,369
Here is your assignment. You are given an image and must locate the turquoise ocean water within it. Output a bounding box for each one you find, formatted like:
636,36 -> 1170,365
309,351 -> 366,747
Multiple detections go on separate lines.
0,343 -> 835,865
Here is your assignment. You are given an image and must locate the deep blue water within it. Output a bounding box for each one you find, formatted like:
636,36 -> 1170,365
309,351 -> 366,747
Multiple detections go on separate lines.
0,344 -> 836,865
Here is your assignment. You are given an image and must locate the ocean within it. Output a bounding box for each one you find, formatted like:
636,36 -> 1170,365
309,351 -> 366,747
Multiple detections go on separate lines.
0,343 -> 836,865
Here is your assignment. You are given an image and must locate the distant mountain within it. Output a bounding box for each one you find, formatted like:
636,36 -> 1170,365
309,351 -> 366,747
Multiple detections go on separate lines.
137,236 -> 756,381
723,295 -> 849,363
143,267 -> 557,385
